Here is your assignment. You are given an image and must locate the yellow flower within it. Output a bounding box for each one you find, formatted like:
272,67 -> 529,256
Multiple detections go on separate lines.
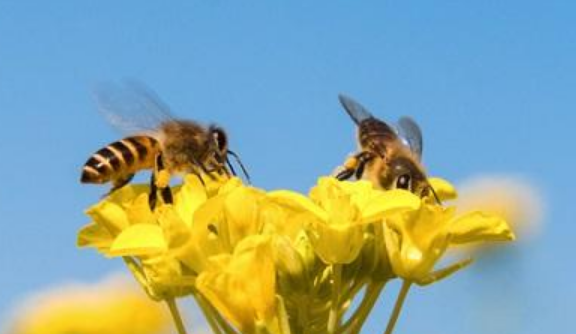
78,175 -> 225,299
427,177 -> 458,202
269,177 -> 421,264
6,274 -> 170,334
78,173 -> 517,334
195,235 -> 280,334
383,200 -> 515,285
177,179 -> 267,274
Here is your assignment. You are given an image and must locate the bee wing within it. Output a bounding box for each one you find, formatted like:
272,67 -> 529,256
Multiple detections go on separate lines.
396,116 -> 423,159
94,81 -> 176,135
338,94 -> 375,125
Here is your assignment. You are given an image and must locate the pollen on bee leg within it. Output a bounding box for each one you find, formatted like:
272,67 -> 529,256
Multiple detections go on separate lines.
343,156 -> 358,170
155,170 -> 171,188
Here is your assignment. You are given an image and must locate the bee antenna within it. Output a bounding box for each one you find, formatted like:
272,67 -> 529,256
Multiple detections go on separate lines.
227,150 -> 251,184
427,183 -> 443,206
225,156 -> 238,176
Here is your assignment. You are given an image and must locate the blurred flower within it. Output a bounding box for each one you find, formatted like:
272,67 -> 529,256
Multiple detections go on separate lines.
5,274 -> 170,334
455,175 -> 544,242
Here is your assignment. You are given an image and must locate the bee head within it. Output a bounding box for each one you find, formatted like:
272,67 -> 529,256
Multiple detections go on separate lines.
380,156 -> 428,195
380,156 -> 442,205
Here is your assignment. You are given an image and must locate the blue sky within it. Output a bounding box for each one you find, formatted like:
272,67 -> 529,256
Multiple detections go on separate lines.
0,1 -> 574,333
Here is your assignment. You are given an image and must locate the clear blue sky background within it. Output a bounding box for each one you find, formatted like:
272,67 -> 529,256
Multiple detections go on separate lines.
0,1 -> 574,333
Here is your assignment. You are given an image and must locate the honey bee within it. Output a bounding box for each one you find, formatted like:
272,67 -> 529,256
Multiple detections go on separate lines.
80,83 -> 250,208
335,94 -> 440,202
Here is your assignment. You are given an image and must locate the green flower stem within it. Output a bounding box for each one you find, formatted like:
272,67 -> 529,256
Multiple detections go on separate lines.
296,297 -> 310,334
199,294 -> 239,334
276,296 -> 292,334
327,264 -> 343,334
166,298 -> 188,334
122,257 -> 164,301
340,277 -> 369,306
341,281 -> 386,334
383,281 -> 412,334
192,293 -> 224,334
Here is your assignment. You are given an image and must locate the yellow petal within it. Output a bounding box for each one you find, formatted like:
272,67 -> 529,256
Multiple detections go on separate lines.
428,177 -> 458,201
85,201 -> 129,236
125,193 -> 156,225
107,184 -> 150,206
267,190 -> 328,221
217,176 -> 243,195
110,224 -> 167,257
77,222 -> 114,253
361,189 -> 421,223
141,255 -> 189,297
196,236 -> 277,333
449,211 -> 515,244
383,220 -> 448,281
307,222 -> 364,264
337,179 -> 375,195
179,195 -> 229,273
156,206 -> 191,249
224,187 -> 264,246
174,174 -> 207,226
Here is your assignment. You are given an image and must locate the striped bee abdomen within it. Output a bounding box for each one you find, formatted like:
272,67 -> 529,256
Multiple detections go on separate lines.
80,135 -> 160,184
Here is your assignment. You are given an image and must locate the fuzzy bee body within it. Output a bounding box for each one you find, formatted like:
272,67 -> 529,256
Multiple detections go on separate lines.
336,94 -> 437,201
356,117 -> 399,158
80,83 -> 249,208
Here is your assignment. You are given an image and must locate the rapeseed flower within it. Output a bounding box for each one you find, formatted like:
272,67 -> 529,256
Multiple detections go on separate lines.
268,177 -> 420,264
383,203 -> 514,285
79,174 -> 514,334
196,235 -> 280,334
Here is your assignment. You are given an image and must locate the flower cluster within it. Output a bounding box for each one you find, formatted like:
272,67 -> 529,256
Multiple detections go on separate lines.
79,175 -> 514,334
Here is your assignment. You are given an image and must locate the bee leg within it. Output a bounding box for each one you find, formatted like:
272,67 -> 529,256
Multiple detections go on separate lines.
203,154 -> 232,179
148,174 -> 173,208
160,186 -> 173,205
103,174 -> 135,198
187,166 -> 207,185
156,154 -> 174,205
193,156 -> 218,180
336,151 -> 374,181
210,151 -> 232,176
335,168 -> 355,181
149,173 -> 158,209
149,154 -> 174,209
336,154 -> 360,180
354,151 -> 374,179
110,174 -> 135,193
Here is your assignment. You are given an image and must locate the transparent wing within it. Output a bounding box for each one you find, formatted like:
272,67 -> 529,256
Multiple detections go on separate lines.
338,94 -> 375,125
396,116 -> 423,159
94,81 -> 176,135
